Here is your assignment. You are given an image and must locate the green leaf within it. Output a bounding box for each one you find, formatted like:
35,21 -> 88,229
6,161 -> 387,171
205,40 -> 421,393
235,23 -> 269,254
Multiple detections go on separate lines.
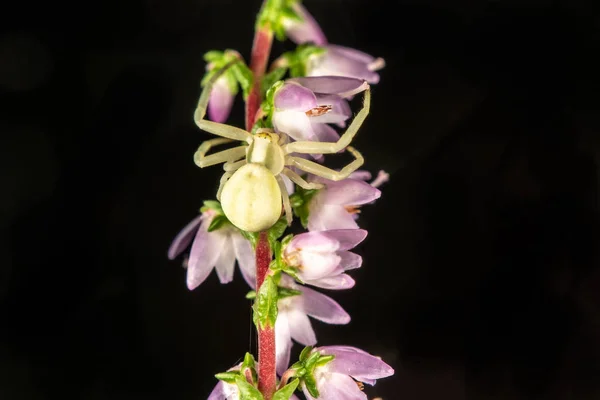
245,290 -> 257,299
277,287 -> 301,299
215,371 -> 240,384
242,352 -> 256,370
201,200 -> 223,213
291,187 -> 319,229
299,346 -> 313,362
203,50 -> 224,62
235,376 -> 264,400
253,275 -> 278,329
268,217 -> 288,248
231,62 -> 254,99
207,214 -> 229,232
273,378 -> 300,400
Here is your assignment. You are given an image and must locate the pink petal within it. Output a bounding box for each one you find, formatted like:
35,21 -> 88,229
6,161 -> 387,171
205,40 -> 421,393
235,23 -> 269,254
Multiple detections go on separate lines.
304,273 -> 355,290
289,231 -> 340,252
321,229 -> 367,250
298,252 -> 341,280
314,47 -> 381,84
214,235 -> 236,284
338,251 -> 362,270
231,232 -> 256,288
207,381 -> 229,400
289,76 -> 367,98
326,44 -> 376,64
310,94 -> 351,124
274,82 -> 318,111
287,309 -> 317,346
299,285 -> 350,324
319,346 -> 395,384
311,122 -> 340,142
321,179 -> 381,206
273,109 -> 318,141
186,224 -> 226,290
275,311 -> 293,376
207,77 -> 235,123
284,3 -> 327,46
167,214 -> 203,260
304,372 -> 367,400
307,203 -> 358,232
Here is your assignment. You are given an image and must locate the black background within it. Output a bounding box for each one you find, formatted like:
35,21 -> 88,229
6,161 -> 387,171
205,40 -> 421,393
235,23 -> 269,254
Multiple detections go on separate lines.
2,0 -> 600,399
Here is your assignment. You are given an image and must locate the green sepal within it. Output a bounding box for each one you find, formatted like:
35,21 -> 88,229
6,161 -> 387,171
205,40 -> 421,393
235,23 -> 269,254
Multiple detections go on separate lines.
242,352 -> 256,370
245,290 -> 257,299
235,376 -> 264,400
315,354 -> 334,367
277,287 -> 301,300
253,275 -> 279,329
268,216 -> 288,249
207,214 -> 229,232
304,350 -> 321,370
200,200 -> 223,213
302,372 -> 319,398
240,230 -> 259,248
299,346 -> 313,362
256,0 -> 302,42
283,45 -> 326,78
290,186 -> 319,228
261,67 -> 288,98
273,378 -> 300,400
215,371 -> 240,384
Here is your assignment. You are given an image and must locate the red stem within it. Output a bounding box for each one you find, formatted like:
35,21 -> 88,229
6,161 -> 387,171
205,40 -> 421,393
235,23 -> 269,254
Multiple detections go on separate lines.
245,27 -> 274,131
255,232 -> 276,399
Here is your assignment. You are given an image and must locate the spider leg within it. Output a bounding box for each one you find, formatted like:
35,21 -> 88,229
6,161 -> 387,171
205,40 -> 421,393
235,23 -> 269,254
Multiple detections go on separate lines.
286,146 -> 364,181
282,86 -> 370,155
223,159 -> 247,172
282,168 -> 324,190
194,138 -> 247,168
193,61 -> 251,142
216,160 -> 246,200
276,176 -> 293,226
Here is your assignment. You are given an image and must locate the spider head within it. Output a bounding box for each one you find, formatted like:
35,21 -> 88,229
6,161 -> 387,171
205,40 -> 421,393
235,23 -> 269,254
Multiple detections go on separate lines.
248,129 -> 285,175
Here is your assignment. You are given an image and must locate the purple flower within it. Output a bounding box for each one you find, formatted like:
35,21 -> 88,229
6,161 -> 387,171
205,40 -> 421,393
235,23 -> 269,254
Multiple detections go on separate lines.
276,275 -> 350,375
168,209 -> 255,289
301,346 -> 394,400
282,4 -> 384,84
272,76 -> 368,143
307,176 -> 381,232
282,3 -> 327,46
282,229 -> 367,290
207,75 -> 236,123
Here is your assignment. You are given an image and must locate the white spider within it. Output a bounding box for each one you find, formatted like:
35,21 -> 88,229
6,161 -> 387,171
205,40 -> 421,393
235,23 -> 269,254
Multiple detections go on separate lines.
192,68 -> 371,233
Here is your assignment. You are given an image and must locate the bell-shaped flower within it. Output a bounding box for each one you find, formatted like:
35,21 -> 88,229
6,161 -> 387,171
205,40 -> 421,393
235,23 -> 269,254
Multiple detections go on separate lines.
306,175 -> 381,232
301,346 -> 394,400
282,229 -> 367,290
281,4 -> 384,84
272,76 -> 368,143
167,209 -> 255,289
276,275 -> 350,375
282,2 -> 327,46
207,74 -> 236,123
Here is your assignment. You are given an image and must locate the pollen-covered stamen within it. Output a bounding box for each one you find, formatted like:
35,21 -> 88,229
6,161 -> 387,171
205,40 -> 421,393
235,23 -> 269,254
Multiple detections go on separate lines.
356,381 -> 365,391
283,250 -> 302,268
344,205 -> 362,215
305,105 -> 332,117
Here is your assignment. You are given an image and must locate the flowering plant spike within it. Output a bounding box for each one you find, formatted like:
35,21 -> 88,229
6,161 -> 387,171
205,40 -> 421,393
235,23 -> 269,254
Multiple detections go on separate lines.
169,1 -> 393,399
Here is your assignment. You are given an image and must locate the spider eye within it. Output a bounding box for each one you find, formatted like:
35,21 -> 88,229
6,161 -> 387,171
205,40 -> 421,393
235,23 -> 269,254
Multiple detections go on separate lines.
255,131 -> 272,141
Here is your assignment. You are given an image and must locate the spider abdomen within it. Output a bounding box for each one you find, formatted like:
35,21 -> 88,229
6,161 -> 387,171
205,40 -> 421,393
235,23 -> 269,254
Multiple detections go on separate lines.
220,163 -> 282,232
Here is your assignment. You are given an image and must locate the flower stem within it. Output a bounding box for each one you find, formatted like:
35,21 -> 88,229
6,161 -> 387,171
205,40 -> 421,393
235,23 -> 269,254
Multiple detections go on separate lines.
255,232 -> 276,399
245,25 -> 273,131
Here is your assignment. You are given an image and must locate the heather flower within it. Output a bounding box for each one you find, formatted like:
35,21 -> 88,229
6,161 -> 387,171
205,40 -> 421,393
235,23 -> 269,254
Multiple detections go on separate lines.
301,346 -> 394,400
167,208 -> 255,289
282,3 -> 385,84
306,176 -> 381,232
276,275 -> 350,375
207,75 -> 236,123
282,229 -> 367,289
272,76 -> 368,143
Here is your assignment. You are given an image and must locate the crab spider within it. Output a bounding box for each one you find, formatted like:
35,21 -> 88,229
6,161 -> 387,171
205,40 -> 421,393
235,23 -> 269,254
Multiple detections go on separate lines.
192,68 -> 371,233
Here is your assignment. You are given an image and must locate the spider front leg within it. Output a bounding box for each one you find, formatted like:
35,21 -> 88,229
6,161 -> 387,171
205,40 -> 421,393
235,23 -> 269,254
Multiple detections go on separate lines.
276,176 -> 293,226
194,138 -> 247,168
193,60 -> 251,142
282,86 -> 371,155
286,146 -> 364,181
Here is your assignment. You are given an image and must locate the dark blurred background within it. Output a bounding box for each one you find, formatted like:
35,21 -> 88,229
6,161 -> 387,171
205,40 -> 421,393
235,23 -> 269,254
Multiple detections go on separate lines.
2,0 -> 600,399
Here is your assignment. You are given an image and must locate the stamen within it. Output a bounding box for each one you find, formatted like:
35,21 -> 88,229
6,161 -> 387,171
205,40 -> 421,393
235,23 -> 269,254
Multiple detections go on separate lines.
344,205 -> 362,215
356,381 -> 365,391
306,105 -> 332,117
368,57 -> 386,71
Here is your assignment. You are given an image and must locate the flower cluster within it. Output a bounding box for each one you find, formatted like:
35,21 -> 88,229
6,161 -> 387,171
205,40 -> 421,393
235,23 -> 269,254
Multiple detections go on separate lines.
169,1 -> 393,399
